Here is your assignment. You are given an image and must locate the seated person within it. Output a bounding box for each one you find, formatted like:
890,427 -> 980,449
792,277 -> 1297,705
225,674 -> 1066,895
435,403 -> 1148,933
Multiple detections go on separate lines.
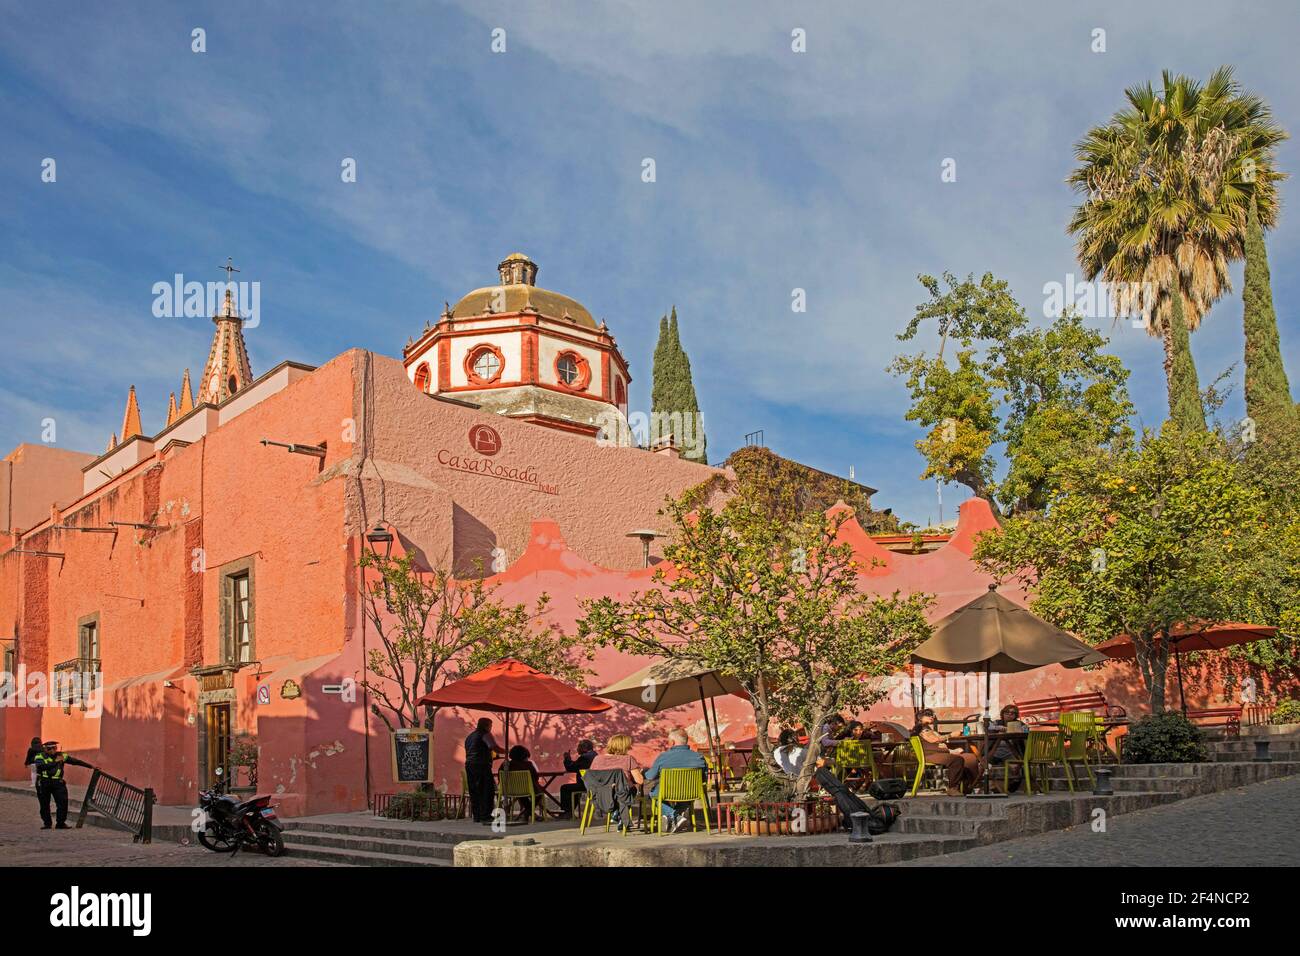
505,745 -> 544,818
818,714 -> 847,747
844,720 -> 866,741
772,729 -> 806,778
558,739 -> 596,817
985,705 -> 1028,791
644,728 -> 708,833
589,733 -> 645,786
912,708 -> 982,796
586,733 -> 645,826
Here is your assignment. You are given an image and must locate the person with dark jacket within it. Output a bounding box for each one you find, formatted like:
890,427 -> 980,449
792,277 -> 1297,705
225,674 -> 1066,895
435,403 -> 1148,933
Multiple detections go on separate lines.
24,737 -> 42,788
558,739 -> 596,817
464,718 -> 504,824
32,741 -> 92,829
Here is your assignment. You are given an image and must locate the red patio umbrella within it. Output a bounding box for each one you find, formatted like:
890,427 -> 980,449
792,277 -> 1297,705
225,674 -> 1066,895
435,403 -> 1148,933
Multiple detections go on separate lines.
1096,623 -> 1278,714
417,658 -> 611,761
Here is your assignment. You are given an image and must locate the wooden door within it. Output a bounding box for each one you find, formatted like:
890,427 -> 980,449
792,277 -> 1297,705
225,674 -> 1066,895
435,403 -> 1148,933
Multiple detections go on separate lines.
206,703 -> 231,787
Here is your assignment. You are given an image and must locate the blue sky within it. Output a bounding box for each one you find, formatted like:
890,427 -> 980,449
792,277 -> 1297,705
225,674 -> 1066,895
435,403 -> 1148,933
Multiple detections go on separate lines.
2,0 -> 1298,525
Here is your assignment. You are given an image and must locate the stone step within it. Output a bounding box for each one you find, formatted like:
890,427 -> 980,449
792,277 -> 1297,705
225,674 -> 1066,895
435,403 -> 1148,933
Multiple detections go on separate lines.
1057,763 -> 1201,777
1210,739 -> 1300,754
282,829 -> 454,861
882,796 -> 1007,818
897,815 -> 982,836
1242,724 -> 1300,738
280,840 -> 450,867
1042,776 -> 1186,794
283,819 -> 467,845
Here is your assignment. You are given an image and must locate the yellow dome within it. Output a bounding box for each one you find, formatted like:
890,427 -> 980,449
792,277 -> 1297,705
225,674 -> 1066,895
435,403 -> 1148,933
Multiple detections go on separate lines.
451,254 -> 598,329
450,285 -> 597,329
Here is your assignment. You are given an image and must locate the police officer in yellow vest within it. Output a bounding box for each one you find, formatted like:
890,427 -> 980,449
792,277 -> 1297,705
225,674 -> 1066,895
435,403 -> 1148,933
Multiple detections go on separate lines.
32,741 -> 91,829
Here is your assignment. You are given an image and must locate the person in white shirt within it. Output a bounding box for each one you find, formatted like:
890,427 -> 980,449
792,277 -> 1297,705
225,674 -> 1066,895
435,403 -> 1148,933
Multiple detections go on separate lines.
772,729 -> 806,778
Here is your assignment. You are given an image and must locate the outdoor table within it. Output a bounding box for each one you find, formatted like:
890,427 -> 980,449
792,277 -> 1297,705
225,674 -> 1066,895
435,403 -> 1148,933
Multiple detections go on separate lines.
534,769 -> 571,813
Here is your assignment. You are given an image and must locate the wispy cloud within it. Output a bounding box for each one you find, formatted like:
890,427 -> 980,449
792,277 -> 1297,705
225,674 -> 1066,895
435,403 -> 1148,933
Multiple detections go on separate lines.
1,0 -> 1297,521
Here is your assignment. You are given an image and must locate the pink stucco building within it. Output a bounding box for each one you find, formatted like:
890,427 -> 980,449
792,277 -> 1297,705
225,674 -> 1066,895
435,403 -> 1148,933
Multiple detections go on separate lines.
0,254 -> 1251,816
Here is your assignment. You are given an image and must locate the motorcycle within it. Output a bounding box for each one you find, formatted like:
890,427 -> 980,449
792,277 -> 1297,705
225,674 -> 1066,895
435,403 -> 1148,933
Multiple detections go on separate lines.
196,766 -> 285,857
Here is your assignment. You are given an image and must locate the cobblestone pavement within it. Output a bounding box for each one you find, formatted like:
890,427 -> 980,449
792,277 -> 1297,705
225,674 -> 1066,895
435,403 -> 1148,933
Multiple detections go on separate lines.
0,792 -> 335,867
891,775 -> 1300,866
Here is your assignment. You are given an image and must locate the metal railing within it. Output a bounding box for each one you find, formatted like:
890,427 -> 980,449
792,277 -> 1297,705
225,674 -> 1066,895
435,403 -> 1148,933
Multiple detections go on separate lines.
718,799 -> 840,836
75,768 -> 155,844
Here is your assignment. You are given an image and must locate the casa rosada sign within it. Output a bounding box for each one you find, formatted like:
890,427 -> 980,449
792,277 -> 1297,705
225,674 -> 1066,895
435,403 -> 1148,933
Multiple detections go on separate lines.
436,426 -> 559,495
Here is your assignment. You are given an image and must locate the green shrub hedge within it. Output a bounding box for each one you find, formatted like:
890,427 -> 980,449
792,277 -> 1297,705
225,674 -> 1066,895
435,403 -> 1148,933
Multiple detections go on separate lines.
1122,712 -> 1208,763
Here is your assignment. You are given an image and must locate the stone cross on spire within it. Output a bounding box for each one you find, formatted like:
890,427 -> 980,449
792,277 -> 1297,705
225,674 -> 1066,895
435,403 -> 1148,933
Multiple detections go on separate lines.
199,257 -> 254,404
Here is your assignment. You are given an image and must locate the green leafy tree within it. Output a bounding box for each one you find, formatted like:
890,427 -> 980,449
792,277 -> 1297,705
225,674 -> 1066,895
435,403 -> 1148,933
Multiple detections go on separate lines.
891,272 -> 1133,515
651,306 -> 708,463
1222,407 -> 1300,674
357,552 -> 590,732
578,476 -> 931,795
1067,66 -> 1288,419
975,425 -> 1270,713
1242,195 -> 1295,423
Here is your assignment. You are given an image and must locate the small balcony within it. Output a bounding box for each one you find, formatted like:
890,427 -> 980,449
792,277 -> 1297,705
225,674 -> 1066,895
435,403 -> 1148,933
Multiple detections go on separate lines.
52,657 -> 102,706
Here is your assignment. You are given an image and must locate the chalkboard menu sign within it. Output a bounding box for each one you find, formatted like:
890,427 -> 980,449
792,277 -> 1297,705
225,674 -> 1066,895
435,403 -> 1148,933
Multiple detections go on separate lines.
390,729 -> 433,783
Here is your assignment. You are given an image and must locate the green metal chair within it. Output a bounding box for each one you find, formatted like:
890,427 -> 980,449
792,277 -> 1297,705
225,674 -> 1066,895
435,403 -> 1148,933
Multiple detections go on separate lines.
1059,711 -> 1097,788
906,736 -> 952,797
577,769 -> 631,836
497,769 -> 543,821
1005,729 -> 1071,795
651,767 -> 712,835
830,739 -> 877,791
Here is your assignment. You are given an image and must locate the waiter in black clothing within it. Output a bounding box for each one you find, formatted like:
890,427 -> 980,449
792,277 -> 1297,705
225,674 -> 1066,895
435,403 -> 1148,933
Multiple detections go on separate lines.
464,718 -> 504,824
31,741 -> 93,829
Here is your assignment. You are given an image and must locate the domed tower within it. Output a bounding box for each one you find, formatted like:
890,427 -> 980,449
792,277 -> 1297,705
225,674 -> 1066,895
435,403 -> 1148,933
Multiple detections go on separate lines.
403,254 -> 631,437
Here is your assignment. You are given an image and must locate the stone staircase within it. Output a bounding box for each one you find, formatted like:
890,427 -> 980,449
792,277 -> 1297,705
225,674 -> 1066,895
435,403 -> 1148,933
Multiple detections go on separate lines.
280,818 -> 462,866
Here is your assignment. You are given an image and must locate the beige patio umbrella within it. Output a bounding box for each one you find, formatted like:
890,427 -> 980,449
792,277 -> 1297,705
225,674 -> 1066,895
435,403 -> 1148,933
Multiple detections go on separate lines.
596,658 -> 746,714
910,584 -> 1103,797
912,585 -> 1102,676
596,659 -> 747,802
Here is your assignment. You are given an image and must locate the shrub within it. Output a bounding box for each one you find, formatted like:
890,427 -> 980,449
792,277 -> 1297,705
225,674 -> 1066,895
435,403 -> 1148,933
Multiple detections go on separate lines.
381,790 -> 448,821
739,763 -> 795,806
1270,698 -> 1300,725
1122,712 -> 1208,764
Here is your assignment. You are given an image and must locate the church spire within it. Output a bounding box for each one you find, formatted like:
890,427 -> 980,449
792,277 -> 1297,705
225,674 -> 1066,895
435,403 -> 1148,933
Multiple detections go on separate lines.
178,368 -> 194,414
198,259 -> 254,405
166,392 -> 179,427
120,386 -> 143,441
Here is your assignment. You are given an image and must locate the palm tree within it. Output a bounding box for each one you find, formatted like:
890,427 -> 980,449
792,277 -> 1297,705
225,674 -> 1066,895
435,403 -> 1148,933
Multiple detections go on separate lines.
1067,67 -> 1287,420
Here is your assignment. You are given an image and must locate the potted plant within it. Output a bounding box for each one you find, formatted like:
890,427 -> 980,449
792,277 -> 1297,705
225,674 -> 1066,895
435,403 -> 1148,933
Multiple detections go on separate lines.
1270,698 -> 1300,728
228,733 -> 259,794
733,764 -> 796,835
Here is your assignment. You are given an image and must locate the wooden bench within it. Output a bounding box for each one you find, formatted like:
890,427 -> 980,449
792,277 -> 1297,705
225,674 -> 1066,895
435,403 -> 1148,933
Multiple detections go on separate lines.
1013,692 -> 1122,724
1186,706 -> 1242,737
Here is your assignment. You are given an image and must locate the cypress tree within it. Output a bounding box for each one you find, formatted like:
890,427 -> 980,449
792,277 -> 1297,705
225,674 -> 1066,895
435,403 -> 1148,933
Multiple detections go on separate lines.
1167,291 -> 1207,432
1242,195 -> 1294,423
650,306 -> 708,463
651,314 -> 671,414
